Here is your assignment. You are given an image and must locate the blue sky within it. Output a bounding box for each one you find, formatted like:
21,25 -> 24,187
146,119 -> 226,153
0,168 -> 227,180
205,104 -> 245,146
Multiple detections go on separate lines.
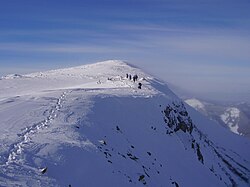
0,0 -> 250,102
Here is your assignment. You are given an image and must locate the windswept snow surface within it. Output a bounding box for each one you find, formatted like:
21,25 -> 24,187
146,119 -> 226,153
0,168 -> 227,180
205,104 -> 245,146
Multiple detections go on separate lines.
0,60 -> 249,187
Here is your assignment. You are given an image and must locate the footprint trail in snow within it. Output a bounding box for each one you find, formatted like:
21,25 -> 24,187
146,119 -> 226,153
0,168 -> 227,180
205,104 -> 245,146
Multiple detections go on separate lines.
5,91 -> 70,165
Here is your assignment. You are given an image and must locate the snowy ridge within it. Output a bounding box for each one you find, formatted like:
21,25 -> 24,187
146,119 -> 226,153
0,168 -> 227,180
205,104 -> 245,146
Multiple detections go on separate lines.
185,98 -> 206,112
0,74 -> 27,80
0,60 -> 249,187
0,60 -> 162,99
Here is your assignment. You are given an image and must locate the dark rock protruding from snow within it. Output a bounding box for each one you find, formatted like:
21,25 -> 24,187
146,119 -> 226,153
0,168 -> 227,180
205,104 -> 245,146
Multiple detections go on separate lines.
163,102 -> 194,134
39,167 -> 47,174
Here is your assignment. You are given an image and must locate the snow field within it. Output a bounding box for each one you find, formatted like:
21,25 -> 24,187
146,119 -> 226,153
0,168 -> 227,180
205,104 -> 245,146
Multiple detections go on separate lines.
0,60 -> 249,187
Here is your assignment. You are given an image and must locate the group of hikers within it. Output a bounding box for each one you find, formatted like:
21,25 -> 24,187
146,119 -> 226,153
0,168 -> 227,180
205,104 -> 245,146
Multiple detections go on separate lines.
126,73 -> 142,89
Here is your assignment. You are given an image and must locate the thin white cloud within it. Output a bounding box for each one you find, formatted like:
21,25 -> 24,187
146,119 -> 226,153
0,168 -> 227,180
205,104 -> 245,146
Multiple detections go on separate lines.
168,36 -> 250,59
138,32 -> 250,60
0,43 -> 139,54
0,29 -> 113,39
113,24 -> 204,34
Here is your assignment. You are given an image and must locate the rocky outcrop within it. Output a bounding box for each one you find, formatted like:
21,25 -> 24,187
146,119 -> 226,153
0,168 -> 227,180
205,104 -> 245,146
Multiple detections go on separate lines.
163,102 -> 194,134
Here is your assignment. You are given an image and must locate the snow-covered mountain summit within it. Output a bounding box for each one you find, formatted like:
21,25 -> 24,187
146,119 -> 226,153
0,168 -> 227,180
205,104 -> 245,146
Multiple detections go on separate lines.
0,60 -> 174,99
0,60 -> 249,187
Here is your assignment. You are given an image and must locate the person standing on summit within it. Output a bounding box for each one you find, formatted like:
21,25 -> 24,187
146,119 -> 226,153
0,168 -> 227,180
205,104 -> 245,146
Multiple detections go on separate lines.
138,82 -> 142,89
133,76 -> 135,82
133,74 -> 138,82
135,74 -> 138,81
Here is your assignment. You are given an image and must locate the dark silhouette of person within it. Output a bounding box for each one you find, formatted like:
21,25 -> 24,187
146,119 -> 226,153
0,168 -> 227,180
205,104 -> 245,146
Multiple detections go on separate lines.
134,74 -> 138,81
126,73 -> 128,78
138,82 -> 142,89
129,74 -> 132,80
133,75 -> 138,82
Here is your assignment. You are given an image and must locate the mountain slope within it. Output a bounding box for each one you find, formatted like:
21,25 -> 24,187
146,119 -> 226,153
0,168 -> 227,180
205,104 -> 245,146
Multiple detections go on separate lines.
185,98 -> 250,138
0,60 -> 249,187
